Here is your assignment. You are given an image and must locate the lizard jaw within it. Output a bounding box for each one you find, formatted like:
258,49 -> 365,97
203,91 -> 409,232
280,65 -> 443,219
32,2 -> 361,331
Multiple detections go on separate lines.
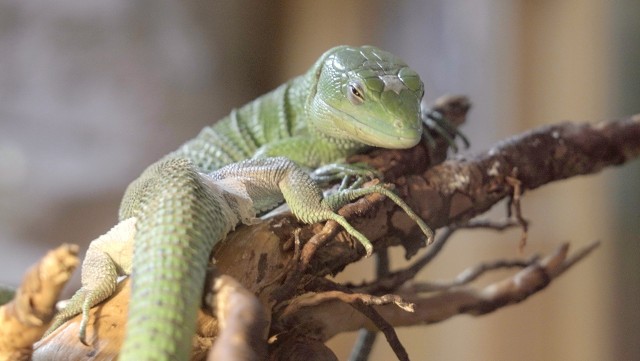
339,113 -> 422,149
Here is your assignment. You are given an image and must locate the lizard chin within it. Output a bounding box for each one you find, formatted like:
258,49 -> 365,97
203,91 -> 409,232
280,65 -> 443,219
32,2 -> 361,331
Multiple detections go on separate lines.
357,130 -> 422,149
338,114 -> 422,149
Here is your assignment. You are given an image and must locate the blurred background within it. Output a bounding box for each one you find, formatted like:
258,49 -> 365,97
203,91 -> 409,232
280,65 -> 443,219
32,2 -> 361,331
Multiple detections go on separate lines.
0,1 -> 638,360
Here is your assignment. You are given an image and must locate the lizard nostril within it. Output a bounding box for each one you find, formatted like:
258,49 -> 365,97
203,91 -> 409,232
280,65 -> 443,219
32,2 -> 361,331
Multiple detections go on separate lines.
394,120 -> 404,129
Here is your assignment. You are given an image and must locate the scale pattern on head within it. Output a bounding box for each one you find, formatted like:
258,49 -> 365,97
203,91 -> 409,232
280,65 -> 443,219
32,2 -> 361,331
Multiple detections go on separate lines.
310,45 -> 425,149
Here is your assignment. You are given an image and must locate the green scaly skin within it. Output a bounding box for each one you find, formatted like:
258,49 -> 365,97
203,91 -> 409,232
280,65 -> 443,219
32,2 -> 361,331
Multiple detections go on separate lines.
47,45 -> 450,360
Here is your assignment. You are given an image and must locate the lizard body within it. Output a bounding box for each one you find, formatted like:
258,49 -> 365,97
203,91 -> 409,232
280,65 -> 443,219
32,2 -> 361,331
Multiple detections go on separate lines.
48,45 -> 444,360
168,45 -> 424,172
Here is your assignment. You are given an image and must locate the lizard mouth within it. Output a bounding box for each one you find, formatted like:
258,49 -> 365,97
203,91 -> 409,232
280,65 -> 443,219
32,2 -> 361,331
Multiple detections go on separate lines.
359,128 -> 421,148
340,113 -> 422,149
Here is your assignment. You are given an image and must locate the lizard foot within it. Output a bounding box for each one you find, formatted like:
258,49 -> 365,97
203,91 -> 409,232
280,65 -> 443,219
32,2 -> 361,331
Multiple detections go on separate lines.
322,184 -> 434,257
310,162 -> 382,187
422,107 -> 469,152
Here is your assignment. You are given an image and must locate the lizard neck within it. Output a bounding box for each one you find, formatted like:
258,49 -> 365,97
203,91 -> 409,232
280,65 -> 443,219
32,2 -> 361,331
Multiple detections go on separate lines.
295,67 -> 369,154
303,90 -> 369,152
283,74 -> 314,135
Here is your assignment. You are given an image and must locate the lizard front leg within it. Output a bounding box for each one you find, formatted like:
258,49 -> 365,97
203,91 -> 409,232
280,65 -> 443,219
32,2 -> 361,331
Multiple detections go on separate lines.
282,174 -> 434,256
212,157 -> 433,257
254,136 -> 381,187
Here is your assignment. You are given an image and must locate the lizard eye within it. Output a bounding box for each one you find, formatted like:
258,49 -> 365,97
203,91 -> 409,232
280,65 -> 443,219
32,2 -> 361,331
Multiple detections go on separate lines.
347,83 -> 365,105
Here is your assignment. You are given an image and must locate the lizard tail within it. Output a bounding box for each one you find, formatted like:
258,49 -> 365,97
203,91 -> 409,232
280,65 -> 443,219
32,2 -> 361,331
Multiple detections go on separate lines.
119,158 -> 233,361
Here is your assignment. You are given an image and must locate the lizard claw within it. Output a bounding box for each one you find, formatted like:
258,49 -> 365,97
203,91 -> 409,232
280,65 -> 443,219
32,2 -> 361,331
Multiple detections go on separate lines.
323,183 -> 434,258
311,162 -> 382,187
45,288 -> 95,345
422,107 -> 469,152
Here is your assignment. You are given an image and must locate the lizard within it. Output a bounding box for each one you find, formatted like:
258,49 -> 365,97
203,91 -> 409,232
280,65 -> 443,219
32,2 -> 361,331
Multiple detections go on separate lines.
45,45 -> 463,360
47,157 -> 433,359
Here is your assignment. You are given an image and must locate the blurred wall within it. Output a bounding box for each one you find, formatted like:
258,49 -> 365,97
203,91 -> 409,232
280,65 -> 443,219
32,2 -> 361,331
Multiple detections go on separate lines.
611,1 -> 640,359
0,1 -> 638,360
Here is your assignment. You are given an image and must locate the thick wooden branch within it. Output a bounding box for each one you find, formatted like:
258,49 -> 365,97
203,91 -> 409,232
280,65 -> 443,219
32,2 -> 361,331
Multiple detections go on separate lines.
414,115 -> 640,229
29,100 -> 640,360
0,244 -> 79,361
205,275 -> 269,361
300,113 -> 640,276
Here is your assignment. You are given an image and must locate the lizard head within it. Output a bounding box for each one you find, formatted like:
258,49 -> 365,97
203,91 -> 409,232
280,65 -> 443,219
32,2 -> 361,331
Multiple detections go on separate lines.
308,45 -> 424,149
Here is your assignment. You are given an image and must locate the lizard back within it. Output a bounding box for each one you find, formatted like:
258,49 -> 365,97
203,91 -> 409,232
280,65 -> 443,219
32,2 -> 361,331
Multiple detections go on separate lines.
170,75 -> 311,173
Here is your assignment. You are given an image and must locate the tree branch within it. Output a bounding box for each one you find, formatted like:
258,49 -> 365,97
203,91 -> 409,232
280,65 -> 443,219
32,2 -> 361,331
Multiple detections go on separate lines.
205,275 -> 269,361
0,244 -> 79,361
29,98 -> 640,360
275,242 -> 600,341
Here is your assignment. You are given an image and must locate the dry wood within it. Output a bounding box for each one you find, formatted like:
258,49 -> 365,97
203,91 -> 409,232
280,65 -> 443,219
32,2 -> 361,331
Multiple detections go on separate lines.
24,98 -> 640,360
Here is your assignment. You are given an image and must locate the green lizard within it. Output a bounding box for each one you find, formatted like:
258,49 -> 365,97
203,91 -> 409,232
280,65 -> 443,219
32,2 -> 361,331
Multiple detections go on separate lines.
48,157 -> 433,358
46,45 -> 459,360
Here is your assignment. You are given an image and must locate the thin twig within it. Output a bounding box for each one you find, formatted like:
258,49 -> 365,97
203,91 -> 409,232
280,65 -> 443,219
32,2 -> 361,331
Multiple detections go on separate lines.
275,241 -> 598,341
506,172 -> 529,252
301,278 -> 411,361
350,227 -> 456,295
282,290 -> 414,316
301,221 -> 340,268
549,240 -> 601,277
350,302 -> 410,361
460,218 -> 519,230
407,256 -> 538,293
348,249 -> 390,361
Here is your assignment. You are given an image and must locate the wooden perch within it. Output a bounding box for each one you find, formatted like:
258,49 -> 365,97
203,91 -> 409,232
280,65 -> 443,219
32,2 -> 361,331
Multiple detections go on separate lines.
0,244 -> 79,361
205,275 -> 269,361
27,97 -> 640,360
272,241 -> 600,341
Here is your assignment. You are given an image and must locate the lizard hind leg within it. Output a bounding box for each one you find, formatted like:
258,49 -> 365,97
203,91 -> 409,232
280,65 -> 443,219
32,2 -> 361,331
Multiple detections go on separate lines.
44,217 -> 135,343
45,288 -> 87,338
45,247 -> 119,344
